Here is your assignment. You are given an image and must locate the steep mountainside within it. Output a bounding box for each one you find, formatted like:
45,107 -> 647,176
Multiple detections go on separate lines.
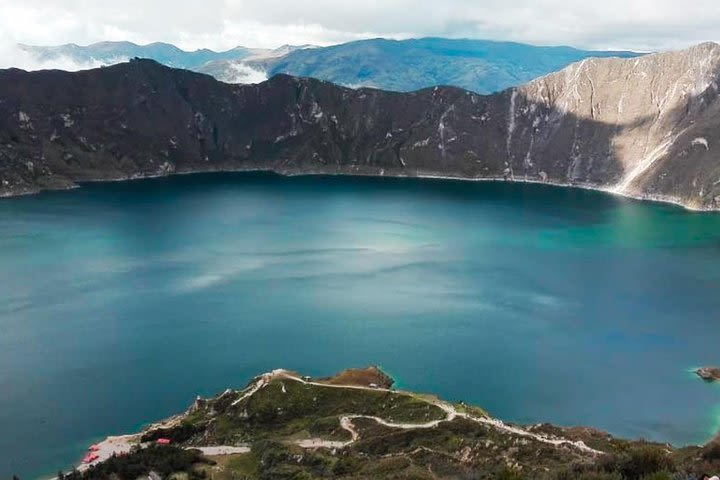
1,43 -> 719,209
205,37 -> 640,93
514,42 -> 720,206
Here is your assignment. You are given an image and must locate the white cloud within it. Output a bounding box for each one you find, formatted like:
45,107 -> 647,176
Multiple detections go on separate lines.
0,32 -> 108,70
0,0 -> 719,55
222,61 -> 269,84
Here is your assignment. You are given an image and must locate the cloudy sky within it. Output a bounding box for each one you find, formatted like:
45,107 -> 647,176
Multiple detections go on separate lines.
1,0 -> 719,53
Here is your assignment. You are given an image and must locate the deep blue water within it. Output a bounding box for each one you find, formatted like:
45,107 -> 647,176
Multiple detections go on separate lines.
1,173 -> 720,479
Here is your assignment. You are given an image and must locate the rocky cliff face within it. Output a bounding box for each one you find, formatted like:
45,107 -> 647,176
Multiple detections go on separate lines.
1,43 -> 720,209
515,42 -> 720,208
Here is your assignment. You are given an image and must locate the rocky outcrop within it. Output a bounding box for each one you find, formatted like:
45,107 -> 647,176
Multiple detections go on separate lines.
697,367 -> 720,382
515,42 -> 720,209
317,365 -> 394,388
1,43 -> 720,209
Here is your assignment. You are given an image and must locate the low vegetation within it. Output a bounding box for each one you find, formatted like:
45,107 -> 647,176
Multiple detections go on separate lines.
53,446 -> 210,480
315,366 -> 394,388
48,440 -> 716,480
176,376 -> 447,446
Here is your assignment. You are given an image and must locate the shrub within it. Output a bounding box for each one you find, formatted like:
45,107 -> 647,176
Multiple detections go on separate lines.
332,456 -> 362,475
554,468 -> 622,480
494,466 -> 524,480
621,447 -> 675,480
639,471 -> 673,480
63,445 -> 208,480
140,423 -> 204,443
702,441 -> 720,462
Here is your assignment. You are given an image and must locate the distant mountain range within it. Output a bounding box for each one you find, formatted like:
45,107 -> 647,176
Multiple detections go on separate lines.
2,42 -> 719,209
18,41 -> 311,71
20,38 -> 640,93
206,38 -> 641,94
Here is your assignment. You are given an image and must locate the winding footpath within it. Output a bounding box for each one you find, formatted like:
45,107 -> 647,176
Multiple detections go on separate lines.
247,370 -> 603,456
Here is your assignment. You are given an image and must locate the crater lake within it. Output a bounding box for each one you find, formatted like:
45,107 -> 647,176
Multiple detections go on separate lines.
2,173 -> 720,479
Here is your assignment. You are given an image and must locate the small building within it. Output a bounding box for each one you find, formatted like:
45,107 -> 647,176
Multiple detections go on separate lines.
82,453 -> 99,464
156,438 -> 171,445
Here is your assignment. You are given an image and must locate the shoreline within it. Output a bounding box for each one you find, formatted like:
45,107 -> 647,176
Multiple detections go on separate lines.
1,167 -> 717,213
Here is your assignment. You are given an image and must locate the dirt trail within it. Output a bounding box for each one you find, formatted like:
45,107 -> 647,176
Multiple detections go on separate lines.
195,446 -> 250,455
254,370 -> 603,456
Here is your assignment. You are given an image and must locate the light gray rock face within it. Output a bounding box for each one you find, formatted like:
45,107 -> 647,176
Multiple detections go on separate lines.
509,42 -> 720,208
1,43 -> 720,209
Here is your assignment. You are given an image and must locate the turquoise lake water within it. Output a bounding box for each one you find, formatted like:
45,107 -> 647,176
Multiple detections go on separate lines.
1,172 -> 720,478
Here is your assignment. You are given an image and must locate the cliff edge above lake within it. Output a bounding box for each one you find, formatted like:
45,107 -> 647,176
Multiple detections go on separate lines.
2,43 -> 720,209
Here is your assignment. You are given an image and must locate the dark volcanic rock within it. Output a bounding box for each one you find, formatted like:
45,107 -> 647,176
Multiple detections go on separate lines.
697,367 -> 720,382
2,43 -> 720,209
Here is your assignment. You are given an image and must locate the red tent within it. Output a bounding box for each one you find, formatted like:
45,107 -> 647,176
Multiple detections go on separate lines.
156,438 -> 171,445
